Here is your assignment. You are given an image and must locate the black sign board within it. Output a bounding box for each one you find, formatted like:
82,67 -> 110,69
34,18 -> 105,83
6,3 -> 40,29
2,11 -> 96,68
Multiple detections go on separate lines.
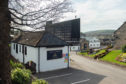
47,50 -> 62,60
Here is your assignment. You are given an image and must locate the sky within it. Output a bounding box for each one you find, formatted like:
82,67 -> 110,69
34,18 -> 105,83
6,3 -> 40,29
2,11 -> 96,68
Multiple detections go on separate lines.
62,0 -> 126,32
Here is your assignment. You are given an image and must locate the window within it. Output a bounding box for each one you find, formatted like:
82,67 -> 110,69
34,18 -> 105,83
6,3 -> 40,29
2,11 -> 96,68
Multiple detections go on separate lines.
19,45 -> 21,52
13,43 -> 15,50
22,45 -> 24,53
16,44 -> 18,53
47,50 -> 62,60
25,46 -> 27,55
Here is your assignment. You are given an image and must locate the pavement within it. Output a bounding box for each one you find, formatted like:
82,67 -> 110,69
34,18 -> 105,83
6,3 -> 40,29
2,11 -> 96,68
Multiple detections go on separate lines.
34,52 -> 126,84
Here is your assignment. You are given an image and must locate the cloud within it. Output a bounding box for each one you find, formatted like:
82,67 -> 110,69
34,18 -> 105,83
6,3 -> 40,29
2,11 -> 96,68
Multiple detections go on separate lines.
98,0 -> 123,10
62,0 -> 126,32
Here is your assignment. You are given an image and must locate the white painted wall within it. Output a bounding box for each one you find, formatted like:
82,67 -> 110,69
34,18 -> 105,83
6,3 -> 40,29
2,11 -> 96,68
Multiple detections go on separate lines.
39,46 -> 69,72
88,38 -> 100,49
11,43 -> 69,72
70,46 -> 80,51
89,42 -> 100,48
11,43 -> 38,72
11,43 -> 23,62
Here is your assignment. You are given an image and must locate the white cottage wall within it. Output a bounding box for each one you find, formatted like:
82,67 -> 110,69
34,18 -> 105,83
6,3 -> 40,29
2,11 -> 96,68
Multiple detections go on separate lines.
11,43 -> 23,62
39,46 -> 69,72
11,43 -> 69,72
24,46 -> 38,72
11,43 -> 39,72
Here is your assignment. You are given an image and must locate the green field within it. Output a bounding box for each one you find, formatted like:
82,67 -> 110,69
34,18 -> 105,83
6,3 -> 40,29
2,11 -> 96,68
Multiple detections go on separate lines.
79,49 -> 106,57
101,50 -> 126,66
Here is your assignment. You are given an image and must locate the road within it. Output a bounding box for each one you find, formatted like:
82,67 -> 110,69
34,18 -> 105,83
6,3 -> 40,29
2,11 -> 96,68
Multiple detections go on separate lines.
35,52 -> 126,84
71,52 -> 126,84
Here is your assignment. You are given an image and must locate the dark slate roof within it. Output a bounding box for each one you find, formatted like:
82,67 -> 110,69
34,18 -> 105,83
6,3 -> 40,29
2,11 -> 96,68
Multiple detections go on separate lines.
12,31 -> 68,47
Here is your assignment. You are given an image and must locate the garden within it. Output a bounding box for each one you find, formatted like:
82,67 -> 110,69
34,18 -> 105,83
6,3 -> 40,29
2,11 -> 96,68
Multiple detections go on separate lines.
79,45 -> 126,66
10,60 -> 48,84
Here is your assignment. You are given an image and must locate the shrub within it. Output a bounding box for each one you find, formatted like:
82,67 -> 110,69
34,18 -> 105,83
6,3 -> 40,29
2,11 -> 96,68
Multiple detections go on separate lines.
32,79 -> 48,84
11,68 -> 31,84
10,60 -> 25,69
122,45 -> 126,53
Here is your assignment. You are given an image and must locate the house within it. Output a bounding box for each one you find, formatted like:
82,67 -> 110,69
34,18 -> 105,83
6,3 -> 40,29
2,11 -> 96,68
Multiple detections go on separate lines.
11,31 -> 70,72
69,45 -> 80,51
85,37 -> 100,49
114,22 -> 126,49
80,38 -> 89,51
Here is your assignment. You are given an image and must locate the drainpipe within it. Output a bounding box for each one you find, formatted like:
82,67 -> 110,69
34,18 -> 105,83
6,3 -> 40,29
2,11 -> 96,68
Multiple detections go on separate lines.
23,45 -> 25,64
68,46 -> 70,68
38,47 -> 40,73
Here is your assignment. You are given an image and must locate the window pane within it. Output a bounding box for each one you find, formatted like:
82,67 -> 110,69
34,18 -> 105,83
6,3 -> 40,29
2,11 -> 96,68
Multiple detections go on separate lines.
16,44 -> 18,53
13,43 -> 15,50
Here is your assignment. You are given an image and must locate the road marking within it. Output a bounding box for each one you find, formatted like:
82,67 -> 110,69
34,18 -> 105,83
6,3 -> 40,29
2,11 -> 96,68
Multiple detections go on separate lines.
43,73 -> 72,80
71,79 -> 90,84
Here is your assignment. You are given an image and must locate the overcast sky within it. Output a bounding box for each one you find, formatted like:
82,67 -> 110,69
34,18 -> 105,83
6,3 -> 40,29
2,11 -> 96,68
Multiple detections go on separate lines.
62,0 -> 126,32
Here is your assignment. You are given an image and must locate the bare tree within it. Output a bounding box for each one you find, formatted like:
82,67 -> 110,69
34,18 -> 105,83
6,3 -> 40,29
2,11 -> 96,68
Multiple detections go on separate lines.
9,0 -> 73,29
0,0 -> 72,84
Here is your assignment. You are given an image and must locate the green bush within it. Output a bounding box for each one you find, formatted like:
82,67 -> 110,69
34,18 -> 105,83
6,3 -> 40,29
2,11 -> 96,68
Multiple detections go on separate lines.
32,79 -> 48,84
11,68 -> 31,84
122,45 -> 126,53
10,60 -> 25,69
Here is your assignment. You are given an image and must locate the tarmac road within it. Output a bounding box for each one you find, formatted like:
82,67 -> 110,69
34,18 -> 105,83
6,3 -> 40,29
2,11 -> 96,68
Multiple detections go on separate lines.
35,52 -> 126,84
70,52 -> 126,84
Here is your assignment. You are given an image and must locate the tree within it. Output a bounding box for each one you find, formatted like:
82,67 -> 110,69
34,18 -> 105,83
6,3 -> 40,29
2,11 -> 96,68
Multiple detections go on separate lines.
9,0 -> 73,29
0,0 -> 72,84
0,0 -> 11,84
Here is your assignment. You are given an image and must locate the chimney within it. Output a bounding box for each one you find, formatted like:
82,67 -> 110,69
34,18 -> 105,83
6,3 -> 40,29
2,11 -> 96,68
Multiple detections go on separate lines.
46,21 -> 52,26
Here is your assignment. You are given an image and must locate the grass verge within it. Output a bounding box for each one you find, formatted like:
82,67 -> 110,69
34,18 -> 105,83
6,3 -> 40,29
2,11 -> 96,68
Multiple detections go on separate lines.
79,49 -> 106,57
101,50 -> 126,66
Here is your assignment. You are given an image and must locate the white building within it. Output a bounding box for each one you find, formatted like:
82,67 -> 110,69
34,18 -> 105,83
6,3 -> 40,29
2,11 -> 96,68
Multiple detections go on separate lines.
11,31 -> 70,73
70,45 -> 80,51
85,37 -> 100,49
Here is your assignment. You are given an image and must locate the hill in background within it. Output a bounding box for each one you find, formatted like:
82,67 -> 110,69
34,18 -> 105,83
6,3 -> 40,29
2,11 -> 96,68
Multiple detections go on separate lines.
84,30 -> 115,36
81,30 -> 115,39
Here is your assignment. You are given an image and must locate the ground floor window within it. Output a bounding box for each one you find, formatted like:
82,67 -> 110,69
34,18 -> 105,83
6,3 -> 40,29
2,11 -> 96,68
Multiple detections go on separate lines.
47,50 -> 62,60
25,46 -> 27,55
16,44 -> 18,53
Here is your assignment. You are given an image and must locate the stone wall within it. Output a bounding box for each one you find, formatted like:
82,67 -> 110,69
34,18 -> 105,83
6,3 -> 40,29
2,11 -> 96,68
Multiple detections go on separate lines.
114,22 -> 126,49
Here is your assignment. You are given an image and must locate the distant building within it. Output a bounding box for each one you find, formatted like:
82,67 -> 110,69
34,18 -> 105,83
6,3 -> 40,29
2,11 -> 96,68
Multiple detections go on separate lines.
80,38 -> 89,51
85,37 -> 100,49
114,22 -> 126,49
45,18 -> 80,46
11,31 -> 70,73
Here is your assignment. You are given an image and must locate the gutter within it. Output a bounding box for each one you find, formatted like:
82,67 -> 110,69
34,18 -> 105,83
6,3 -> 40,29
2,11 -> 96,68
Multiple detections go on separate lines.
38,47 -> 40,73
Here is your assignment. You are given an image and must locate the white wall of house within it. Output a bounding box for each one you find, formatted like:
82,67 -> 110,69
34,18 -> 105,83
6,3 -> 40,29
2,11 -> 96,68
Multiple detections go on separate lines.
88,37 -> 100,48
70,46 -> 80,51
39,46 -> 69,72
11,43 -> 69,72
11,43 -> 39,72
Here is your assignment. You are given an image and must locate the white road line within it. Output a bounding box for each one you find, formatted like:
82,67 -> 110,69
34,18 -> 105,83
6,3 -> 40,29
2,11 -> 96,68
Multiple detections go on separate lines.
71,79 -> 90,84
43,73 -> 72,80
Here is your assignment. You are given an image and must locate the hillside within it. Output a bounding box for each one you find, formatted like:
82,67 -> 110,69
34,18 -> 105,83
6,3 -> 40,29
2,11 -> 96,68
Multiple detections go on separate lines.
84,30 -> 115,36
81,30 -> 115,39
